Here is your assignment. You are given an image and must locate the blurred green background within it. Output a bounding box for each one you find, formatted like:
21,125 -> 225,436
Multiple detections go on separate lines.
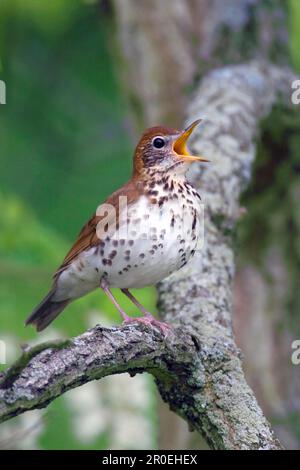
0,0 -> 156,450
0,0 -> 300,450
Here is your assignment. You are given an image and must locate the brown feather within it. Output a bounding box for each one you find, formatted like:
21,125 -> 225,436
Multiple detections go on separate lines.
54,178 -> 144,276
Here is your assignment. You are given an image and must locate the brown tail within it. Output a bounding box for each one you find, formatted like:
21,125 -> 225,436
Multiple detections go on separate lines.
25,290 -> 69,332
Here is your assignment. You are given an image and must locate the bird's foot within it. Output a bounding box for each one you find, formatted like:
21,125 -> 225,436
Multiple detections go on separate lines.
143,311 -> 171,336
123,314 -> 171,336
119,288 -> 171,335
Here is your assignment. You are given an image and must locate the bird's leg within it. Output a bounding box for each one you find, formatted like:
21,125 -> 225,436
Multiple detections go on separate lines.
121,288 -> 171,335
100,278 -> 132,323
121,288 -> 153,317
100,279 -> 170,335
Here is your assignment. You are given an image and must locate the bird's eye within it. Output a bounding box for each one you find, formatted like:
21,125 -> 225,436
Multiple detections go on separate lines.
152,137 -> 166,149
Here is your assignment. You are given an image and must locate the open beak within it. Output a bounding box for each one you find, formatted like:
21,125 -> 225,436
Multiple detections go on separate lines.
173,119 -> 209,162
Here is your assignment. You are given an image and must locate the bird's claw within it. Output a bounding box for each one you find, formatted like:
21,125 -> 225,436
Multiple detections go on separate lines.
123,315 -> 171,337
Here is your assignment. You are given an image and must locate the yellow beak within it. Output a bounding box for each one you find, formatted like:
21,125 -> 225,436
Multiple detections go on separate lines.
173,119 -> 209,162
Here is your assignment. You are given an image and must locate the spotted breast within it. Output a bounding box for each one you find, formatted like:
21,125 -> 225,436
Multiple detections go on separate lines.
55,175 -> 202,300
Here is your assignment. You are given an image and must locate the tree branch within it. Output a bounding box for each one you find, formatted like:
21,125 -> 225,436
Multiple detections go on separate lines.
0,325 -> 196,424
0,320 -> 280,450
1,61 -> 297,449
157,61 -> 298,449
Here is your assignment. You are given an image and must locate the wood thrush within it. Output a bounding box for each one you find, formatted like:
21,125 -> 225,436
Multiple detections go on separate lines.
26,120 -> 208,334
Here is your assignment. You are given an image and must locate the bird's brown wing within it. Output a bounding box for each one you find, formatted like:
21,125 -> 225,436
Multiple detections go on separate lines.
54,178 -> 142,277
55,213 -> 101,275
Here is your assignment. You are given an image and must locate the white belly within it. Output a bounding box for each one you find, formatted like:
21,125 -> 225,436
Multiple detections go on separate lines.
55,184 -> 202,300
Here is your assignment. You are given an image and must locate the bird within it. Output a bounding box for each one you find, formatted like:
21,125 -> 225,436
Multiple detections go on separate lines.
26,119 -> 209,334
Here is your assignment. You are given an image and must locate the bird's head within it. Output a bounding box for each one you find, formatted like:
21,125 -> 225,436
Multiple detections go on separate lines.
133,119 -> 209,178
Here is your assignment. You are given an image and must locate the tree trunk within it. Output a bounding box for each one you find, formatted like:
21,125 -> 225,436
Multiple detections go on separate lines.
112,0 -> 300,449
112,0 -> 288,130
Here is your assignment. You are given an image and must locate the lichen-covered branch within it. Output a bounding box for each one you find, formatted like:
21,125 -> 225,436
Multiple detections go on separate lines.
157,61 -> 298,449
0,318 -> 281,451
0,325 -> 198,425
0,61 -> 297,449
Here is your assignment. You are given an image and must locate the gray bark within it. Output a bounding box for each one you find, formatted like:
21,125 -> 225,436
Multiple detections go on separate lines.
1,61 -> 297,449
112,0 -> 288,128
0,319 -> 281,450
112,0 -> 292,449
